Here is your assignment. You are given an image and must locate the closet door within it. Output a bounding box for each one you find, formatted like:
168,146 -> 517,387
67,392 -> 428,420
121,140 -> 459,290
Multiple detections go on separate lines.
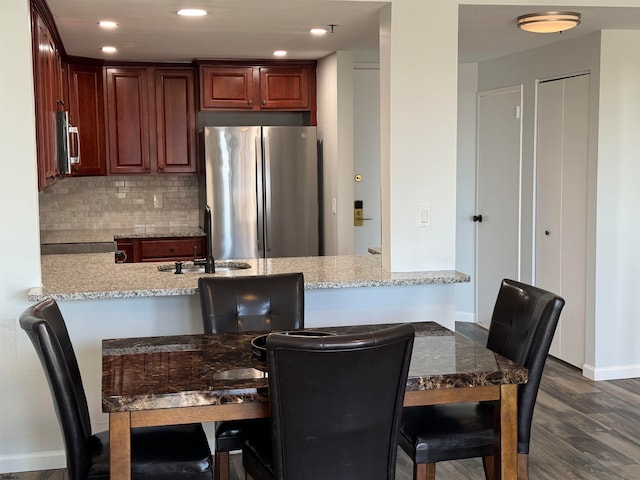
475,86 -> 522,326
535,74 -> 589,368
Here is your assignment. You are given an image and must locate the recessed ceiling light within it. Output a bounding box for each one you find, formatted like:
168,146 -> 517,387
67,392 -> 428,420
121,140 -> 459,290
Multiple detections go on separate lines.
98,21 -> 118,29
273,50 -> 287,57
310,28 -> 328,36
101,46 -> 117,54
177,9 -> 207,17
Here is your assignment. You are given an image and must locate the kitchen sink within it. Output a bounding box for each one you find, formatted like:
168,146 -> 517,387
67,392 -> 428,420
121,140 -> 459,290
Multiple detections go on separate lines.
158,261 -> 252,274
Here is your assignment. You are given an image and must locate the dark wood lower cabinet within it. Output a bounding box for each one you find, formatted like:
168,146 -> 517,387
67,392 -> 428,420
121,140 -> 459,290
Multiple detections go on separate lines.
115,236 -> 206,263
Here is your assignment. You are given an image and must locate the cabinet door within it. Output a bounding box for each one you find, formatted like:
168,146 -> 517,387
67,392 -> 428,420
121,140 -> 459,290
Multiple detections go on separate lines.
199,66 -> 255,109
259,66 -> 309,110
105,67 -> 152,174
32,10 -> 61,189
68,64 -> 106,175
155,69 -> 197,173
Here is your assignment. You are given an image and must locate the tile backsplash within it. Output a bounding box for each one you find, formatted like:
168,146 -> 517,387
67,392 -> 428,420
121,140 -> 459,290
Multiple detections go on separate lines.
39,175 -> 200,231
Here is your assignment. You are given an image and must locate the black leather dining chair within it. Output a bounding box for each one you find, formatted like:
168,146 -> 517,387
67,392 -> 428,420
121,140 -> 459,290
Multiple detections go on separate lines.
197,273 -> 304,480
19,298 -> 213,480
242,323 -> 415,480
399,279 -> 564,480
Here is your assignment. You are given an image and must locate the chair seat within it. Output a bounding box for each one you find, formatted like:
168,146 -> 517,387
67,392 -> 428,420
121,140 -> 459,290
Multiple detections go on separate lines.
87,424 -> 213,480
400,403 -> 495,464
215,418 -> 270,452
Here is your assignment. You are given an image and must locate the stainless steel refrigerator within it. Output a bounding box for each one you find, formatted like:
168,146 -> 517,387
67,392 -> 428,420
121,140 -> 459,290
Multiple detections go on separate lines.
200,126 -> 319,260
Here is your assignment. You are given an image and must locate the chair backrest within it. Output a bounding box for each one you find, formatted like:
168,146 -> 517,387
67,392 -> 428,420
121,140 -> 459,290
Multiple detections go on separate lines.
266,323 -> 415,480
19,298 -> 92,480
198,273 -> 304,333
486,279 -> 565,454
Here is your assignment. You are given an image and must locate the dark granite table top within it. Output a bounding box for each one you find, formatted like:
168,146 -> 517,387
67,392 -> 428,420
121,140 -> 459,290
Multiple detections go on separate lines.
102,322 -> 528,413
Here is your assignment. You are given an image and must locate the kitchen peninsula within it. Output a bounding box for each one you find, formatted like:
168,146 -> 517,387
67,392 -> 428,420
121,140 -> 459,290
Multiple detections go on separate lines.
29,253 -> 469,331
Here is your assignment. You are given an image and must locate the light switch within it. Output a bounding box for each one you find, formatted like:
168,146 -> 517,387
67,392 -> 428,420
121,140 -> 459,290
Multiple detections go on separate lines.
332,197 -> 337,215
417,204 -> 431,227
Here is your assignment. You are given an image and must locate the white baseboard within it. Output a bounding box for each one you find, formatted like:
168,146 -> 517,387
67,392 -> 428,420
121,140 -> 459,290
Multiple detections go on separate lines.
582,363 -> 640,381
0,450 -> 65,474
455,311 -> 475,323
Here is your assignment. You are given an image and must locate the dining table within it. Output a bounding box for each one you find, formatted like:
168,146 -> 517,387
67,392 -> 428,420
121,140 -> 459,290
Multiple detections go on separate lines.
102,322 -> 528,480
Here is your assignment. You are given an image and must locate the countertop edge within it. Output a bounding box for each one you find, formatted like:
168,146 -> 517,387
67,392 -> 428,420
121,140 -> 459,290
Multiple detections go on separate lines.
29,253 -> 470,302
28,272 -> 470,302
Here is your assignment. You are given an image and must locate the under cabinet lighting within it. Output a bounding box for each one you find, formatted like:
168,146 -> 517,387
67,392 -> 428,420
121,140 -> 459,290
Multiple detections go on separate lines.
177,9 -> 208,17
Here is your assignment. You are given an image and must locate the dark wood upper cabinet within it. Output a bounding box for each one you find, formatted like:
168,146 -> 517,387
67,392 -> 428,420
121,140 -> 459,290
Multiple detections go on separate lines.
105,67 -> 152,174
105,66 -> 197,175
199,66 -> 255,109
31,4 -> 65,190
155,69 -> 197,173
259,67 -> 310,110
198,61 -> 317,122
67,63 -> 106,176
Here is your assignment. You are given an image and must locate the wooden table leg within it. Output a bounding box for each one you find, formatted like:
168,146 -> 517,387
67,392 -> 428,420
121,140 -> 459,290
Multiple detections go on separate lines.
494,383 -> 518,479
110,412 -> 132,480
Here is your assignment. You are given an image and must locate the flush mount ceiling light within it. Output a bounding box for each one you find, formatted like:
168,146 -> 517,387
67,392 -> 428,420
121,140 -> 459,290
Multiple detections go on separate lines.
310,28 -> 328,36
177,8 -> 207,17
273,50 -> 287,57
101,46 -> 117,54
517,11 -> 581,33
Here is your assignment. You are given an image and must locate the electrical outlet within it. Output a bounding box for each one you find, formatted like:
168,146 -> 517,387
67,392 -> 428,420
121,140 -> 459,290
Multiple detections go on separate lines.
153,193 -> 163,209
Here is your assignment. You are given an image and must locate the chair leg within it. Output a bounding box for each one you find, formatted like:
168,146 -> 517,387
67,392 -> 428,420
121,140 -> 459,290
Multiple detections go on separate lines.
482,455 -> 495,480
518,453 -> 529,480
214,451 -> 230,480
482,454 -> 528,480
413,462 -> 436,480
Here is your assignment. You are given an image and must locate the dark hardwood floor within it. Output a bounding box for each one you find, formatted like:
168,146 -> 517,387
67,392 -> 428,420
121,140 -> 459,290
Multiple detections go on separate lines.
4,323 -> 638,480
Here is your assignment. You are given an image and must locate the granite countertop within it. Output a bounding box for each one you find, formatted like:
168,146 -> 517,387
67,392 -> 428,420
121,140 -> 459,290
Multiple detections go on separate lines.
102,322 -> 527,412
28,253 -> 470,302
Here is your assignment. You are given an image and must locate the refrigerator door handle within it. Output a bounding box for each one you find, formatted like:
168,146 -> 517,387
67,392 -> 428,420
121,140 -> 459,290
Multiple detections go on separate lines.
256,135 -> 265,256
263,135 -> 272,254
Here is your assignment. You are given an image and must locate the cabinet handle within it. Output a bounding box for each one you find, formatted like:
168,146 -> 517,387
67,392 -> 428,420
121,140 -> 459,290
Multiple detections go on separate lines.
248,99 -> 253,106
169,246 -> 175,252
262,99 -> 266,105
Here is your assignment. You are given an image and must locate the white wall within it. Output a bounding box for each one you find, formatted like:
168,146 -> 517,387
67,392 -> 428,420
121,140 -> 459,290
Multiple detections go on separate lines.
317,51 -> 355,256
592,30 -> 640,380
469,29 -> 639,380
383,0 -> 458,272
0,0 -> 49,470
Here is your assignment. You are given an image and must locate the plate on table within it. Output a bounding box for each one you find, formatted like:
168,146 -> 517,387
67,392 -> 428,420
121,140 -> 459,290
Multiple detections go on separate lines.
251,331 -> 335,359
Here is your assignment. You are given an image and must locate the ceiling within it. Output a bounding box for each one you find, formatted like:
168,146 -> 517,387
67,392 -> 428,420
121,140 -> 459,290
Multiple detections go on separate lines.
47,0 -> 640,64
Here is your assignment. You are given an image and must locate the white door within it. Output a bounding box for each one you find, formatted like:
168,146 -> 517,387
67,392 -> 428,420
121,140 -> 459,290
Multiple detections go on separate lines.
535,74 -> 589,368
353,67 -> 381,255
475,86 -> 523,325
